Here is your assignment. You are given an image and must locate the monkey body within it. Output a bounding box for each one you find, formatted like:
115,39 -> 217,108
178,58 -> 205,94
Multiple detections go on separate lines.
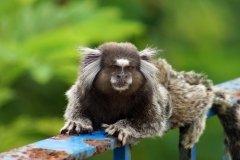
61,42 -> 171,145
61,42 -> 239,159
153,59 -> 215,148
154,59 -> 214,124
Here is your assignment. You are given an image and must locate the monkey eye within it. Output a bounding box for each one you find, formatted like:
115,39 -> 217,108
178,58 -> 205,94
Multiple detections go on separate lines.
110,65 -> 117,71
126,66 -> 134,71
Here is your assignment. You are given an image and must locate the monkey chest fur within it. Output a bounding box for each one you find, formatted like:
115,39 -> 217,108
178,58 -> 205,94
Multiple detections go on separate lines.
80,88 -> 153,130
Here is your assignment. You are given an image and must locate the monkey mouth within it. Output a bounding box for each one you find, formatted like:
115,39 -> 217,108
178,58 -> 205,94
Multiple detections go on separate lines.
112,82 -> 129,91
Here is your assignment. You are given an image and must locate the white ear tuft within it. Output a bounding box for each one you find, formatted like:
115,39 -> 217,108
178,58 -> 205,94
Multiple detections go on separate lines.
78,47 -> 101,68
77,47 -> 102,90
140,60 -> 159,81
79,47 -> 101,55
139,47 -> 160,59
81,59 -> 101,90
140,59 -> 160,92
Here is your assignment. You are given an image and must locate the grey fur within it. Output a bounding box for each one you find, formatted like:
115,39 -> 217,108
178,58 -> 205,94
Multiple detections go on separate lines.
157,62 -> 215,148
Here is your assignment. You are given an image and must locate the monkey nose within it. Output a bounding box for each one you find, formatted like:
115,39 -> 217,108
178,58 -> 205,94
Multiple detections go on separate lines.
116,73 -> 128,79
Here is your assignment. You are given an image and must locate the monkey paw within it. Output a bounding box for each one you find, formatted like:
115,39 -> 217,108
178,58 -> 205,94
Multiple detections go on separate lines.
60,121 -> 93,135
102,124 -> 132,146
181,134 -> 199,149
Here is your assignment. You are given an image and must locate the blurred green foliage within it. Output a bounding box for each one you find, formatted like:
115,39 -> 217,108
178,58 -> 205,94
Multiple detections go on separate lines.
0,0 -> 239,159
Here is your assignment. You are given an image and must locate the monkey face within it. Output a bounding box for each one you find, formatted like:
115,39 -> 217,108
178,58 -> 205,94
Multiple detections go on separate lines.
110,59 -> 133,91
94,57 -> 144,95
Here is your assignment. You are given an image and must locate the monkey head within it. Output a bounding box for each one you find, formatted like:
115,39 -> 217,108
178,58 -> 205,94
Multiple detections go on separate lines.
79,42 -> 159,95
95,42 -> 143,94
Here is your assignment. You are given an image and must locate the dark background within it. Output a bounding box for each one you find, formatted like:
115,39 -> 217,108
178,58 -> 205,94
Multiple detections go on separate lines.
0,0 -> 239,159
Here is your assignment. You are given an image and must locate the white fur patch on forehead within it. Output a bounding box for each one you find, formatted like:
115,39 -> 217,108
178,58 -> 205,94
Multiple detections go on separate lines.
116,59 -> 130,67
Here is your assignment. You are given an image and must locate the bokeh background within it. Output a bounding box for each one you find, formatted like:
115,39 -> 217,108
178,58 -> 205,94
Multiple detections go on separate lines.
0,0 -> 239,159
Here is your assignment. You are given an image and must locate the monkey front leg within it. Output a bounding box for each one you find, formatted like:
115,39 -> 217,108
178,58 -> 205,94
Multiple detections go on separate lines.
60,84 -> 94,135
102,118 -> 167,146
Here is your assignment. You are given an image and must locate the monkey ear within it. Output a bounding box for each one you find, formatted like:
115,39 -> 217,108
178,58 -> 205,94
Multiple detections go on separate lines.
138,47 -> 160,60
78,47 -> 101,68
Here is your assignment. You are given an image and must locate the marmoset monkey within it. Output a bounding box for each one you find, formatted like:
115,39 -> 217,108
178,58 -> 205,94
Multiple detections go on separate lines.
61,42 -> 171,144
60,42 -> 240,160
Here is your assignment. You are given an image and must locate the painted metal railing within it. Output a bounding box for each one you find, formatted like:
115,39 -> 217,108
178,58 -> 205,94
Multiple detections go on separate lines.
0,78 -> 239,160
